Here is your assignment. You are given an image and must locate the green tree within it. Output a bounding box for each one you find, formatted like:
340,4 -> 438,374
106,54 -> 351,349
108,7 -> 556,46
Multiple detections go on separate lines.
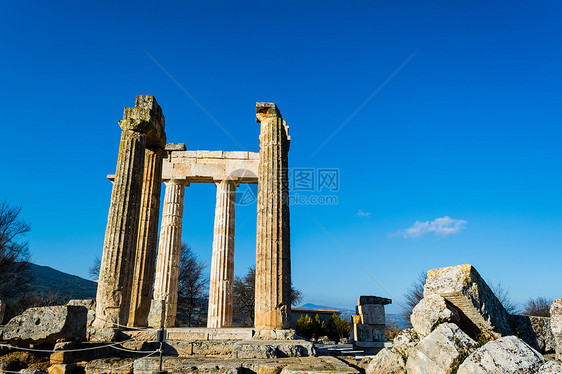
233,266 -> 303,327
327,313 -> 351,341
295,314 -> 314,339
176,243 -> 208,326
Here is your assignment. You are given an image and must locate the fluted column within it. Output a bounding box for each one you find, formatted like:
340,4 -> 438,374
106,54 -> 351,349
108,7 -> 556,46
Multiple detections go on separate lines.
149,178 -> 187,327
207,179 -> 237,328
93,128 -> 147,328
254,102 -> 291,330
128,147 -> 163,327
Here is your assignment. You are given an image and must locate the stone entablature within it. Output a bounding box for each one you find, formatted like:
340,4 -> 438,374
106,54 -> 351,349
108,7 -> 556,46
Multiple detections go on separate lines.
97,97 -> 291,332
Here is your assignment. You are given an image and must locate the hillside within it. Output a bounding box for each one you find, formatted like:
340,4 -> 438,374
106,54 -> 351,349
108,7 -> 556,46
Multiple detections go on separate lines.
24,263 -> 97,300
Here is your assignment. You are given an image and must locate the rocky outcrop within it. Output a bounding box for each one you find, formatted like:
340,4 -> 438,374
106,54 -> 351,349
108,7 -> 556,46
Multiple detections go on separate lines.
551,300 -> 562,360
3,306 -> 87,345
538,360 -> 562,373
392,329 -> 420,360
410,294 -> 460,337
366,348 -> 406,374
424,264 -> 513,339
406,323 -> 479,374
509,314 -> 555,354
457,336 -> 544,374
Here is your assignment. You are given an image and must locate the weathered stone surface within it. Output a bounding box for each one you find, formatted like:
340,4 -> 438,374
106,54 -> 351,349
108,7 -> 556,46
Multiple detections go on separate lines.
86,328 -> 119,342
358,304 -> 385,325
406,322 -> 479,374
85,358 -> 134,374
232,340 -> 315,359
410,294 -> 460,337
354,324 -> 385,342
20,369 -> 48,374
128,146 -> 163,327
358,296 -> 392,306
67,299 -> 95,327
424,264 -> 513,339
0,300 -> 6,324
551,300 -> 562,360
457,336 -> 544,374
47,364 -> 77,374
366,348 -> 406,374
538,360 -> 562,373
254,102 -> 291,330
94,95 -> 166,329
252,329 -> 295,340
207,179 -> 237,328
392,328 -> 420,360
510,314 -> 556,354
3,306 -> 87,345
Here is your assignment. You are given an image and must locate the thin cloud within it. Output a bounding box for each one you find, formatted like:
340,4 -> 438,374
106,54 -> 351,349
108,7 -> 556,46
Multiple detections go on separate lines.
393,216 -> 467,239
357,210 -> 372,217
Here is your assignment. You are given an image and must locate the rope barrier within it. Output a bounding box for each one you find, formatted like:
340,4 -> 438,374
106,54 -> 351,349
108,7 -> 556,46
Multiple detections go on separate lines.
0,338 -> 139,354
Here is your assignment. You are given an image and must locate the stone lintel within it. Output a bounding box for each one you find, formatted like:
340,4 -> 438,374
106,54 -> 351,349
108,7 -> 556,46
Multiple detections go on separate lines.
119,95 -> 166,148
358,296 -> 392,306
165,143 -> 186,151
256,102 -> 281,123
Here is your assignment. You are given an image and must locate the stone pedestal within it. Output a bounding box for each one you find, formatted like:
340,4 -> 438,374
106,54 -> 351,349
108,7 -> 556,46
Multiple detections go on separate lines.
128,147 -> 163,327
352,295 -> 391,354
149,178 -> 187,328
254,103 -> 291,330
207,180 -> 237,328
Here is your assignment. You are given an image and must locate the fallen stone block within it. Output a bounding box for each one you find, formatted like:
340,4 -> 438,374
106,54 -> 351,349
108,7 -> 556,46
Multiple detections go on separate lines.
392,328 -> 420,360
3,306 -> 87,345
47,364 -> 78,374
410,294 -> 460,337
551,299 -> 562,360
538,360 -> 562,373
67,300 -> 95,327
509,314 -> 556,354
20,369 -> 48,374
424,264 -> 513,339
457,336 -> 544,374
85,358 -> 134,374
406,322 -> 479,374
366,348 -> 406,374
86,328 -> 119,342
354,324 -> 385,342
232,340 -> 315,359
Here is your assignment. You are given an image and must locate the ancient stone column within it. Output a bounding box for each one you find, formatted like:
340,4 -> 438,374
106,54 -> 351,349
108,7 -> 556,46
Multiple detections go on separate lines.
207,179 -> 237,328
149,178 -> 187,328
254,102 -> 292,330
93,95 -> 165,329
128,146 -> 164,327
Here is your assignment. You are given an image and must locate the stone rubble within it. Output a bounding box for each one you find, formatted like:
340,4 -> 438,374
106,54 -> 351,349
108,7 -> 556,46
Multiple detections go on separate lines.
457,335 -> 544,374
551,300 -> 562,361
410,294 -> 460,337
366,348 -> 406,374
405,322 -> 479,374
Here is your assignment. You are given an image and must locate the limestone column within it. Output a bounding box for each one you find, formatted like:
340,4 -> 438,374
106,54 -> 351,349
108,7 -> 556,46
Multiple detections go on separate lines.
128,146 -> 163,327
149,178 -> 187,327
254,102 -> 292,330
207,179 -> 237,328
93,128 -> 145,328
93,95 -> 165,329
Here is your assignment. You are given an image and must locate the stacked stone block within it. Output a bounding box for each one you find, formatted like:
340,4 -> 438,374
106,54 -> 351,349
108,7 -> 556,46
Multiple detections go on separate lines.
352,296 -> 391,351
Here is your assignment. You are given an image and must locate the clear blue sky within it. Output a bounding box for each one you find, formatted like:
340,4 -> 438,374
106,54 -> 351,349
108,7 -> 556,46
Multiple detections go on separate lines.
1,1 -> 561,314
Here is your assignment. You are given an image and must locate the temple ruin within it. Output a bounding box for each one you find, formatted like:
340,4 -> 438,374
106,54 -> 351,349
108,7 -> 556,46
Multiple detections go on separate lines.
93,96 -> 291,332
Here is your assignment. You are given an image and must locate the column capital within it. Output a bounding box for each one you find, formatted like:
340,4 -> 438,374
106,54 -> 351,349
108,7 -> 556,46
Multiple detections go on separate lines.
119,95 -> 166,149
163,177 -> 189,187
213,178 -> 240,188
256,102 -> 281,123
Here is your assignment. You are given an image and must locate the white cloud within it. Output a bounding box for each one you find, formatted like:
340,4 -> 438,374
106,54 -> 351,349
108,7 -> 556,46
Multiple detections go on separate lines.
357,209 -> 372,217
394,216 -> 467,239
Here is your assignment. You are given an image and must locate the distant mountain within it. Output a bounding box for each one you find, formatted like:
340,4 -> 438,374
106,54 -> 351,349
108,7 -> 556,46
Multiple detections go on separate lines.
24,263 -> 97,300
